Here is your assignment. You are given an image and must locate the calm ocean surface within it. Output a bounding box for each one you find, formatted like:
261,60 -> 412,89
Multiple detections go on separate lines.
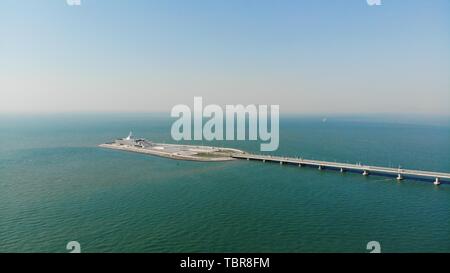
0,114 -> 449,252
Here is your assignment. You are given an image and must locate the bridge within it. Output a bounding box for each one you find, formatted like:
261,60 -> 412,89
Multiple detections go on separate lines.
231,153 -> 450,185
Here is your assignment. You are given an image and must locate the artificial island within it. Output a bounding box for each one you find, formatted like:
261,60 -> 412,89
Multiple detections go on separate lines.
99,132 -> 450,185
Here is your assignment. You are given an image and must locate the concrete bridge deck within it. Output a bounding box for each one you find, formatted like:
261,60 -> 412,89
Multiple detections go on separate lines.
231,153 -> 450,185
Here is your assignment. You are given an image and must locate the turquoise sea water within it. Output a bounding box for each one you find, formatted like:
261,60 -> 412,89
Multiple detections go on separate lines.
0,114 -> 449,252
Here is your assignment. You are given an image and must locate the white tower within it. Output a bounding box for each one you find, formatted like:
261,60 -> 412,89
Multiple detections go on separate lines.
126,131 -> 133,140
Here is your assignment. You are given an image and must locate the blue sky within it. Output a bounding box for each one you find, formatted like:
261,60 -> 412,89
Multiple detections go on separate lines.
0,0 -> 449,114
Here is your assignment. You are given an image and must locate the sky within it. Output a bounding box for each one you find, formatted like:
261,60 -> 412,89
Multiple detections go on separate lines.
0,0 -> 449,114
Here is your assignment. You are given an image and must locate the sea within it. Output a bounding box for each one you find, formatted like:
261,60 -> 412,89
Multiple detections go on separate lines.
0,113 -> 449,252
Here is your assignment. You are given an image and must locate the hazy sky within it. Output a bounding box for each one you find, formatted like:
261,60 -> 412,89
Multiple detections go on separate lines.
1,0 -> 449,114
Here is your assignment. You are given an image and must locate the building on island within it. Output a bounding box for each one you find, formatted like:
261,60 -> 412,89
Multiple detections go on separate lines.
115,132 -> 154,148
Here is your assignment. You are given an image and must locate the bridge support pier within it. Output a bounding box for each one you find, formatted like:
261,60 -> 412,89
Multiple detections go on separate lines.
318,165 -> 323,170
362,170 -> 369,176
298,163 -> 302,167
262,159 -> 265,163
340,168 -> 345,173
396,174 -> 403,181
280,161 -> 283,165
434,178 -> 441,185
